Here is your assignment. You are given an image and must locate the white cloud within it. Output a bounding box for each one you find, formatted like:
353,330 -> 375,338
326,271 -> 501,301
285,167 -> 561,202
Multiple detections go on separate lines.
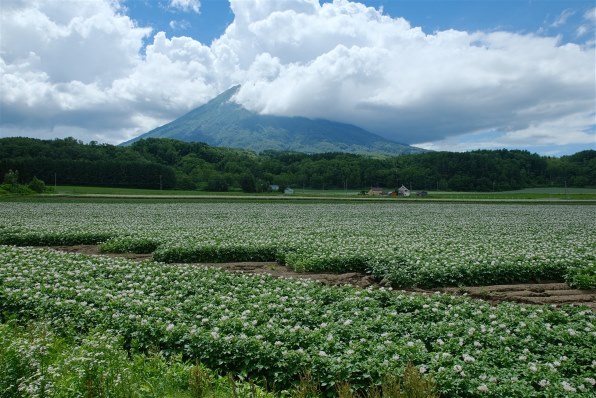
576,25 -> 588,37
416,112 -> 595,152
551,9 -> 575,27
169,19 -> 191,30
169,0 -> 200,14
0,0 -> 594,153
229,6 -> 595,145
576,7 -> 596,38
585,7 -> 596,22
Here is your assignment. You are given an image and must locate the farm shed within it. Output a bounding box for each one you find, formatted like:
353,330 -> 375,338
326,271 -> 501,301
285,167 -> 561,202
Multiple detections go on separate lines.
398,185 -> 410,197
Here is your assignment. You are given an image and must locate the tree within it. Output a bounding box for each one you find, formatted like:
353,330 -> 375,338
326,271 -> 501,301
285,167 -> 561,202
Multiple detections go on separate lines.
207,176 -> 229,192
3,169 -> 18,185
28,176 -> 46,193
240,173 -> 257,193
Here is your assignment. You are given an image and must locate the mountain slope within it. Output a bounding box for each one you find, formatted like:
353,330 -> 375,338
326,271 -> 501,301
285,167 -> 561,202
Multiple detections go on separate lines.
122,86 -> 425,155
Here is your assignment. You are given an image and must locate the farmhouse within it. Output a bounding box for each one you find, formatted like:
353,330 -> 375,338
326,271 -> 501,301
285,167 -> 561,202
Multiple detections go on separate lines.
367,187 -> 384,196
284,187 -> 294,194
398,185 -> 410,197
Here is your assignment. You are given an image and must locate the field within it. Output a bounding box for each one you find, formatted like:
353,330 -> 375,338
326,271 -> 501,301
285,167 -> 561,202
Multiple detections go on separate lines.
1,199 -> 595,397
1,201 -> 594,288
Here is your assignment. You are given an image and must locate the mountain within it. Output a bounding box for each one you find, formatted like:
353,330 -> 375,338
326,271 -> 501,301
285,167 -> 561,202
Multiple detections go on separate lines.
122,86 -> 425,155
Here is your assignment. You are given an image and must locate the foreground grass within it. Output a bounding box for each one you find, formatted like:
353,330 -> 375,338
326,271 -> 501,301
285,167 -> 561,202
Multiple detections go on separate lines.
0,320 -> 274,398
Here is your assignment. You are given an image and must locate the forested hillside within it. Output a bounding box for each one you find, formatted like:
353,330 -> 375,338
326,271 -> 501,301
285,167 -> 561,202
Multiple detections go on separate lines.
1,137 -> 594,192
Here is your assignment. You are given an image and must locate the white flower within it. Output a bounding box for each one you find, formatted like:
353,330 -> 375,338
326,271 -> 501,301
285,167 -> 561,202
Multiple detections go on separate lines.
477,384 -> 489,393
453,365 -> 463,373
463,354 -> 475,363
561,381 -> 576,392
538,379 -> 549,388
166,323 -> 175,332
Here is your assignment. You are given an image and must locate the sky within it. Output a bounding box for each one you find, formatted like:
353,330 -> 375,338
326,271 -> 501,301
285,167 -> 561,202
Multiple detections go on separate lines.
0,0 -> 595,156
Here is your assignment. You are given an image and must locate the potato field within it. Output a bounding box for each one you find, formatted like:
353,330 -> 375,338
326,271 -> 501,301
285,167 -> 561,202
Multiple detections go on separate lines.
1,202 -> 595,288
0,201 -> 595,397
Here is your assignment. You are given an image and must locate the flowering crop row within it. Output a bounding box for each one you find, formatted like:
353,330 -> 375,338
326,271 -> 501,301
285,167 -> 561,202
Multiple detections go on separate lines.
0,320 -> 274,398
0,246 -> 594,397
0,202 -> 594,287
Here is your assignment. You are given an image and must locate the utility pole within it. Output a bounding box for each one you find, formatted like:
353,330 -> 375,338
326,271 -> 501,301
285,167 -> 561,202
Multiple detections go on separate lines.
159,175 -> 162,191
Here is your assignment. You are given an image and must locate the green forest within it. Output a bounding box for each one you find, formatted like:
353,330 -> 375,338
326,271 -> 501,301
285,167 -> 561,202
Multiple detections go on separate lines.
1,137 -> 594,192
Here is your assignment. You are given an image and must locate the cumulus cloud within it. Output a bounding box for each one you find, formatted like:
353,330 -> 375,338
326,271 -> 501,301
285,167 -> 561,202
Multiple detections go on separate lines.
229,1 -> 595,145
0,0 -> 154,142
1,0 -> 594,152
169,0 -> 200,14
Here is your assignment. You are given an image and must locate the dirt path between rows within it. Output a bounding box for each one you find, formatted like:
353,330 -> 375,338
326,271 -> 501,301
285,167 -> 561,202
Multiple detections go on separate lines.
50,245 -> 595,309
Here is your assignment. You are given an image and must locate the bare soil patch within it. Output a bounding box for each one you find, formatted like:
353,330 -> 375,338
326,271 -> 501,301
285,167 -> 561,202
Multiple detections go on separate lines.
435,284 -> 596,309
48,245 -> 595,308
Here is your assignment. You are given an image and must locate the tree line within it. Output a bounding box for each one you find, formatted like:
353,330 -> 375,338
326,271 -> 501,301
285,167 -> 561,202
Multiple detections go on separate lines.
0,137 -> 594,192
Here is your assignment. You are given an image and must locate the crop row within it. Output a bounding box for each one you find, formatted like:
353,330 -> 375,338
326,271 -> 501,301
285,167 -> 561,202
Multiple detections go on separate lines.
1,320 -> 275,398
0,246 -> 594,397
1,202 -> 595,287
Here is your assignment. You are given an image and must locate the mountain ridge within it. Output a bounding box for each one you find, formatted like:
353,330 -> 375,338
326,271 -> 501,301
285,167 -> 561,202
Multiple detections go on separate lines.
122,86 -> 426,155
